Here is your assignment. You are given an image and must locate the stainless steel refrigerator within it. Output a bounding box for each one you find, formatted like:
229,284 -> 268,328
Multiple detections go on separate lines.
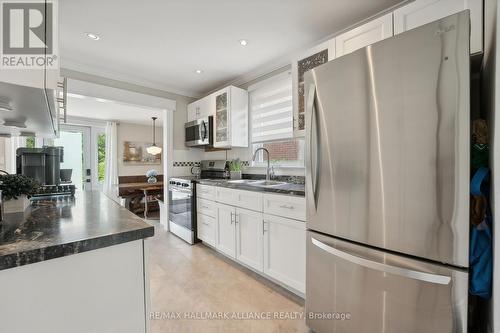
305,11 -> 470,333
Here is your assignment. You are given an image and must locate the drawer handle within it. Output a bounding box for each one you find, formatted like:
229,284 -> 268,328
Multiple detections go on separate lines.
279,204 -> 295,209
202,222 -> 210,226
201,205 -> 209,209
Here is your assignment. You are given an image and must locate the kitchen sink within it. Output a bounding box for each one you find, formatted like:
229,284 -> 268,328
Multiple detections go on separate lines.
249,180 -> 287,187
226,179 -> 260,184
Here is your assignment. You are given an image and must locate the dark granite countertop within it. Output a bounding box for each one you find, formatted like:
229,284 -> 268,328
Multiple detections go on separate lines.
194,179 -> 305,197
0,191 -> 154,271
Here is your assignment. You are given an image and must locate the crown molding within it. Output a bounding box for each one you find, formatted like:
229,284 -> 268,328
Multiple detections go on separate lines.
61,58 -> 202,99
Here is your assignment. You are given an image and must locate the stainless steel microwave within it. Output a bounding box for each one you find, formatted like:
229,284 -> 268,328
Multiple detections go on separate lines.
185,116 -> 213,147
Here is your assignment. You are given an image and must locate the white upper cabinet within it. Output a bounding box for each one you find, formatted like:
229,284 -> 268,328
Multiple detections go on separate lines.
335,13 -> 393,57
393,0 -> 483,54
292,38 -> 335,137
187,101 -> 198,122
213,86 -> 248,148
187,94 -> 214,122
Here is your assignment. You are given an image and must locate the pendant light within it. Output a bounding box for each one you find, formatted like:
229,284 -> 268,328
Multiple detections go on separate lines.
146,117 -> 162,155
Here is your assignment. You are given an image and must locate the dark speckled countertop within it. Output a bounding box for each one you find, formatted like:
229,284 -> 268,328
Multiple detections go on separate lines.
0,191 -> 154,271
195,179 -> 305,197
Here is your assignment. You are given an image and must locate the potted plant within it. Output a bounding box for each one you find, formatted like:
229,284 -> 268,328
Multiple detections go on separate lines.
0,174 -> 40,213
229,159 -> 242,180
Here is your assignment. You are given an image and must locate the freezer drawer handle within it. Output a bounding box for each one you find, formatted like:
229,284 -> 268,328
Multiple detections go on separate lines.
311,238 -> 451,285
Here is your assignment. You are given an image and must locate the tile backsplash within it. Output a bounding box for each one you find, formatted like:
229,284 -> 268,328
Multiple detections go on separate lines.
172,161 -> 200,167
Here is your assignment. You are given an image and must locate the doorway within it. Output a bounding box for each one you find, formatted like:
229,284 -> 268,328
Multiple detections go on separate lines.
54,124 -> 93,191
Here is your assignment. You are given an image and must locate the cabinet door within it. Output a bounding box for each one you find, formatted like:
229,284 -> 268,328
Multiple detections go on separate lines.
335,13 -> 393,58
227,86 -> 249,147
213,88 -> 230,147
198,94 -> 215,118
187,102 -> 198,122
263,214 -> 306,293
394,0 -> 482,54
292,39 -> 335,137
235,208 -> 264,271
216,203 -> 236,258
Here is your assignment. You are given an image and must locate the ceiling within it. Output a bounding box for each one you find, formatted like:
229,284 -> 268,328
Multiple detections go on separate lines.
66,94 -> 164,126
60,0 -> 408,97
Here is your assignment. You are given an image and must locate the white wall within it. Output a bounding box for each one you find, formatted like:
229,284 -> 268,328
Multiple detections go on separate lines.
117,123 -> 163,177
0,138 -> 7,172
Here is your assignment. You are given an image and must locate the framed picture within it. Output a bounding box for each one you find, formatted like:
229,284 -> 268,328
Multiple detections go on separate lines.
122,141 -> 161,164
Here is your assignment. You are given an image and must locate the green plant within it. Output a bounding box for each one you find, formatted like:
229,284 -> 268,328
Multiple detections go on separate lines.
97,133 -> 106,182
0,174 -> 40,200
229,159 -> 242,172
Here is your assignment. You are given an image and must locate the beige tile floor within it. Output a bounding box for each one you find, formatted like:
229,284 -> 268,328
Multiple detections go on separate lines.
148,223 -> 309,333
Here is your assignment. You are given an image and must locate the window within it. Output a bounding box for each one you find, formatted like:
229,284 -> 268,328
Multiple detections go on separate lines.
249,71 -> 304,167
25,137 -> 36,148
97,133 -> 106,182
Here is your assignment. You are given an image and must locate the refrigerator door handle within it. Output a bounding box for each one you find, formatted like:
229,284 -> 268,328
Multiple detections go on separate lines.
306,83 -> 318,213
311,238 -> 452,285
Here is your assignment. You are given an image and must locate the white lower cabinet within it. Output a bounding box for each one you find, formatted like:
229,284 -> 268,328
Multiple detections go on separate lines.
263,214 -> 306,294
216,203 -> 236,257
197,213 -> 216,247
235,208 -> 264,272
206,188 -> 306,296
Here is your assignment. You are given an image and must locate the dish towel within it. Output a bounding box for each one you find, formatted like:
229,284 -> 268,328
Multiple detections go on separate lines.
469,167 -> 492,299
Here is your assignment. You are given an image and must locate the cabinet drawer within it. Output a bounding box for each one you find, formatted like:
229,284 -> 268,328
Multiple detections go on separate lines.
263,193 -> 306,221
197,214 -> 216,247
216,187 -> 262,212
197,184 -> 216,200
197,198 -> 216,217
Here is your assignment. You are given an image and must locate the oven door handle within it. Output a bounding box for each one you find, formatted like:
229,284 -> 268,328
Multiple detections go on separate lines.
169,188 -> 192,195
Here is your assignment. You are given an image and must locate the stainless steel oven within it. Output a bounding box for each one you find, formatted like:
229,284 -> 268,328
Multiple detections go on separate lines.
168,177 -> 196,244
185,116 -> 213,147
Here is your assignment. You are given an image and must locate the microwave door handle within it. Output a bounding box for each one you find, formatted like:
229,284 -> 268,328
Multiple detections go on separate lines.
306,83 -> 318,213
202,121 -> 207,140
311,238 -> 451,285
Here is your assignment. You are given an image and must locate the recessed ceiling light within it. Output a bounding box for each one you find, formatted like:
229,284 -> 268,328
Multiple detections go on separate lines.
85,32 -> 100,40
195,69 -> 203,74
239,39 -> 248,46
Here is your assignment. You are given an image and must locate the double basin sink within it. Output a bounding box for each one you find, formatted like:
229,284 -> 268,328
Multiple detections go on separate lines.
226,179 -> 287,188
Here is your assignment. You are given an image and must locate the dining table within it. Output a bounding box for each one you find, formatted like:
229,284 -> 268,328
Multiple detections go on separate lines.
118,181 -> 164,218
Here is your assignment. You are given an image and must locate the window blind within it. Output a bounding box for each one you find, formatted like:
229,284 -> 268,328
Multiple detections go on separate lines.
249,71 -> 293,143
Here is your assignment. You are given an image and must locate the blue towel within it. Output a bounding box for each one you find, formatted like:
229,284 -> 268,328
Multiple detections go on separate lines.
469,167 -> 492,299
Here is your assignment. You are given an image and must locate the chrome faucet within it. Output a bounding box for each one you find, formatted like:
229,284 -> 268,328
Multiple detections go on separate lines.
252,147 -> 271,181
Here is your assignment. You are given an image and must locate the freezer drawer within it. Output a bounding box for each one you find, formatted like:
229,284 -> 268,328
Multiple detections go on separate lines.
306,231 -> 468,333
